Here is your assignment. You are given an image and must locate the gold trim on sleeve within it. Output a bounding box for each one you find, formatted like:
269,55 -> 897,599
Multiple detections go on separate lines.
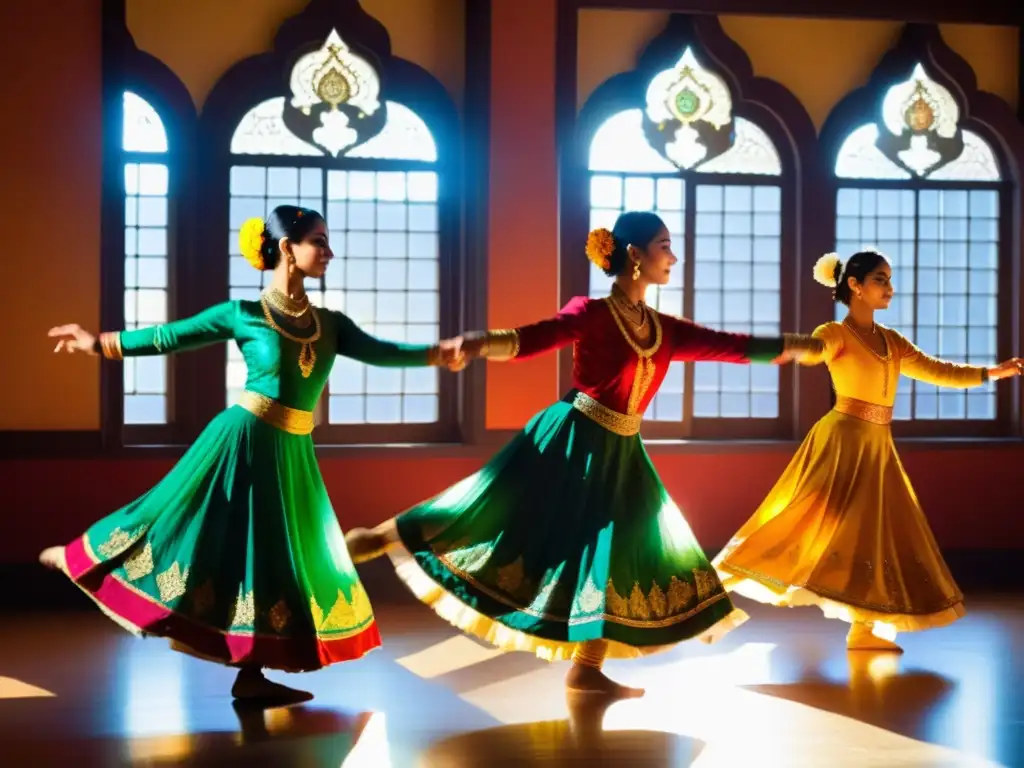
99,332 -> 123,361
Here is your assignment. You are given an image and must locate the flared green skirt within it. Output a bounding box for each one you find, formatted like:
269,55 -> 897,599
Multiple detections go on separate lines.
64,405 -> 380,672
390,393 -> 746,661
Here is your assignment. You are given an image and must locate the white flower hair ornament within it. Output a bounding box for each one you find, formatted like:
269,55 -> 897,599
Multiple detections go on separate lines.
813,252 -> 843,288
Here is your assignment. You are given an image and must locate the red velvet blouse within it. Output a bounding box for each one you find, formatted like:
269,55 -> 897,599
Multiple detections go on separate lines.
509,296 -> 765,416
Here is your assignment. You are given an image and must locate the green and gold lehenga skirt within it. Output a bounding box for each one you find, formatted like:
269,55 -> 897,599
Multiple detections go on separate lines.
63,393 -> 380,672
388,391 -> 747,661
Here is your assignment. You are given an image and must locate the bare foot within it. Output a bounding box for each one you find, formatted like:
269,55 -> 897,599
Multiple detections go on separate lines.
39,546 -> 67,573
846,623 -> 903,653
345,524 -> 396,564
231,668 -> 313,706
565,664 -> 645,698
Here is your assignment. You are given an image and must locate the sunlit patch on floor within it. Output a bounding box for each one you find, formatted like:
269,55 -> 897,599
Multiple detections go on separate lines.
341,712 -> 392,768
0,677 -> 55,699
395,635 -> 505,679
441,642 -> 1003,768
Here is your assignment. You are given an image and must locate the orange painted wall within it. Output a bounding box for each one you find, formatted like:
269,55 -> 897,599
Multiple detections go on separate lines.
2,4 -> 1023,564
0,1 -> 103,430
485,0 -> 562,428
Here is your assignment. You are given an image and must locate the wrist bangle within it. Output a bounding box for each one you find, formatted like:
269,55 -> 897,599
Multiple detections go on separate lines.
483,329 -> 520,361
98,332 -> 123,360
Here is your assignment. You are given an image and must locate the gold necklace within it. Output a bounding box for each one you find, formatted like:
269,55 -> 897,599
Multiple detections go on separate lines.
264,288 -> 310,318
260,296 -> 321,378
610,288 -> 646,329
603,298 -> 662,416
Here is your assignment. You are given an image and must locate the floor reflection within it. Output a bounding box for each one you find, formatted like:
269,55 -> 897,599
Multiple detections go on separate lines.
1,597 -> 1021,767
420,695 -> 704,767
745,652 -> 956,741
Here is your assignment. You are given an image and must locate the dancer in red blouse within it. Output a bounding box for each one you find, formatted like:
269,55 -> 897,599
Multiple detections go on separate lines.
347,212 -> 821,697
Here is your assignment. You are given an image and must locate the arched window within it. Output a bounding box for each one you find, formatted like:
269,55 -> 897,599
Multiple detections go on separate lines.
823,26 -> 1021,436
200,6 -> 459,445
122,91 -> 171,426
567,16 -> 815,439
101,27 -> 196,447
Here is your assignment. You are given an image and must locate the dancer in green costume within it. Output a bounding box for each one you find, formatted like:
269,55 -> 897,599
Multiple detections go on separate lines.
346,212 -> 823,698
40,205 -> 463,703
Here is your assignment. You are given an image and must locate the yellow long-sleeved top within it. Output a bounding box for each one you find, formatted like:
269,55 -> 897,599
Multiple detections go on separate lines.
799,320 -> 986,406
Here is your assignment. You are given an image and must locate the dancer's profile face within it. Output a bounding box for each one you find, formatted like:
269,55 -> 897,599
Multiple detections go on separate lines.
284,218 -> 333,279
633,226 -> 677,286
850,262 -> 893,310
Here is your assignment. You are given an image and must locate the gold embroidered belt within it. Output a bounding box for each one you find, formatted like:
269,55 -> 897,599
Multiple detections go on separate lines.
238,391 -> 314,435
834,395 -> 893,425
572,392 -> 642,436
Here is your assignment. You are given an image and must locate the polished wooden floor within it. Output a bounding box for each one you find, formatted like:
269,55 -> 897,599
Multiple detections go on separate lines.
1,588 -> 1021,767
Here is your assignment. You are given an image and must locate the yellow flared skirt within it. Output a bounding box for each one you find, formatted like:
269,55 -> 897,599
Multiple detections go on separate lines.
713,409 -> 965,634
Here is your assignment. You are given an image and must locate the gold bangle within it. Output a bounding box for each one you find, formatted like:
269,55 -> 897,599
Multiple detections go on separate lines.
783,333 -> 823,356
484,329 -> 520,361
99,332 -> 123,361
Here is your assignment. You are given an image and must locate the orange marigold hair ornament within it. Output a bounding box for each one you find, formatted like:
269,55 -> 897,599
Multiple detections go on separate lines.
585,228 -> 616,271
239,217 -> 269,271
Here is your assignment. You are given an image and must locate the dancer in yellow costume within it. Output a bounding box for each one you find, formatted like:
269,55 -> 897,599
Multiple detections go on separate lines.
713,249 -> 1023,652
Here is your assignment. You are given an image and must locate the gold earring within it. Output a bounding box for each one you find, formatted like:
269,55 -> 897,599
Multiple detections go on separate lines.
287,254 -> 295,280
632,261 -> 640,281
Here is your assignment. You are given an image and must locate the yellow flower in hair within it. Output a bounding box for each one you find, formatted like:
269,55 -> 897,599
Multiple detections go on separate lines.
585,228 -> 616,271
239,218 -> 268,271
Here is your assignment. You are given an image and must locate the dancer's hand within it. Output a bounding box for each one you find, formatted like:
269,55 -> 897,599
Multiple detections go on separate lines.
988,358 -> 1024,381
436,336 -> 468,372
48,324 -> 97,355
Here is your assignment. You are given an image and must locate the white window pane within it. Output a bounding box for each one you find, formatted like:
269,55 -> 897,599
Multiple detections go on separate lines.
124,395 -> 166,425
137,197 -> 167,227
123,92 -> 168,153
403,395 -> 438,423
407,172 -> 438,202
138,164 -> 169,196
348,102 -> 437,162
366,367 -> 403,394
330,395 -> 366,423
267,167 -> 299,197
366,395 -> 402,423
405,367 -> 438,395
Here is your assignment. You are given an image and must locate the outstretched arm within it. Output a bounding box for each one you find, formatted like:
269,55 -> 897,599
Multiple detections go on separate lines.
65,301 -> 240,359
669,316 -> 823,364
892,331 -> 989,388
461,296 -> 589,362
334,311 -> 448,368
